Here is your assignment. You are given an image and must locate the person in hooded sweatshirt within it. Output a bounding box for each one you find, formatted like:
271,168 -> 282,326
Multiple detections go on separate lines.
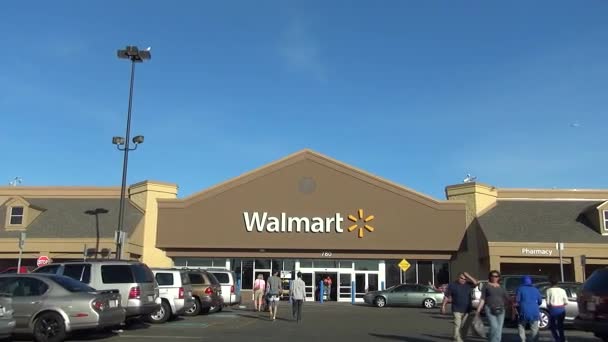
514,276 -> 543,342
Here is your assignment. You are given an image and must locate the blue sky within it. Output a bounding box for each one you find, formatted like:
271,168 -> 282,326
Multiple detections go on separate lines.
1,1 -> 607,199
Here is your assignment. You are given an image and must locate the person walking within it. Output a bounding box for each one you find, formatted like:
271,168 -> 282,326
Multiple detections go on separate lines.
266,270 -> 283,320
546,275 -> 569,342
476,270 -> 510,342
253,274 -> 266,312
290,272 -> 306,322
323,275 -> 332,300
514,275 -> 543,342
441,272 -> 480,342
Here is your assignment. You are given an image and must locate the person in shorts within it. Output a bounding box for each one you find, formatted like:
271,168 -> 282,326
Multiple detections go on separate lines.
253,274 -> 266,312
266,270 -> 283,320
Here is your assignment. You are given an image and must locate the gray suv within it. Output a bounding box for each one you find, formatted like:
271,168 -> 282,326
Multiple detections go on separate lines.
34,260 -> 160,319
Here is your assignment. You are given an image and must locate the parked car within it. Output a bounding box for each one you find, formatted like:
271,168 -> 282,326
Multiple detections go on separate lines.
33,260 -> 160,319
534,282 -> 582,330
364,284 -> 444,309
0,292 -> 16,340
149,268 -> 195,323
0,274 -> 125,342
182,269 -> 223,316
575,268 -> 608,342
207,269 -> 241,311
0,266 -> 32,274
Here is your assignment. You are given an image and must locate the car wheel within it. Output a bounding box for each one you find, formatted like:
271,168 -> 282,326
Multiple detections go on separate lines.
538,310 -> 549,330
201,307 -> 211,315
210,305 -> 222,313
148,300 -> 171,324
33,312 -> 66,342
375,296 -> 386,308
423,298 -> 436,309
184,298 -> 201,316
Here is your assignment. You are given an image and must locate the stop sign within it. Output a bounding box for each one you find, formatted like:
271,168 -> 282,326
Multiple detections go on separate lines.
36,256 -> 50,268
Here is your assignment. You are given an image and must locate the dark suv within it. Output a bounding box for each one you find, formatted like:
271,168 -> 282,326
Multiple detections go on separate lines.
575,268 -> 608,342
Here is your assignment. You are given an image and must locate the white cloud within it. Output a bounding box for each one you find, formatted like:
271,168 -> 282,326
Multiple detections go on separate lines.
278,19 -> 326,82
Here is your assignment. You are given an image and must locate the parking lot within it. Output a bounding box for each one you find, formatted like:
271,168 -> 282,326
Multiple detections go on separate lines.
18,302 -> 599,342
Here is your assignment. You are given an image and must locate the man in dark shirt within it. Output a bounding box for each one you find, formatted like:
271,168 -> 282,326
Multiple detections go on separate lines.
441,272 -> 479,342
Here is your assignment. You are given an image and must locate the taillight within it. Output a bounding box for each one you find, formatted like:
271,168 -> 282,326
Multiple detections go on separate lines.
179,287 -> 185,299
129,286 -> 141,299
204,287 -> 213,295
231,285 -> 235,294
92,299 -> 106,311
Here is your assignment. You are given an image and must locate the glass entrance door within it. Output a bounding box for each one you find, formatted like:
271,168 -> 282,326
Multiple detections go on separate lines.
301,272 -> 314,301
338,273 -> 352,301
354,273 -> 380,300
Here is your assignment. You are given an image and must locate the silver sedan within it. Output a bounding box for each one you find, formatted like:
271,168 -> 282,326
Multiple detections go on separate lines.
364,284 -> 445,309
0,274 -> 125,342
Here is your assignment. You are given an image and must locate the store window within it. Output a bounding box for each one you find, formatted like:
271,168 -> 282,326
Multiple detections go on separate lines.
604,210 -> 608,231
299,260 -> 313,268
385,260 -> 402,288
173,258 -> 225,268
354,260 -> 378,271
404,262 -> 417,284
417,261 -> 433,285
433,261 -> 450,285
313,260 -> 338,269
339,261 -> 353,269
254,259 -> 271,269
9,206 -> 24,225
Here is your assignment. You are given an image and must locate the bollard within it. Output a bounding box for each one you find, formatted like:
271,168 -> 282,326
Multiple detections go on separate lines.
319,281 -> 324,304
351,281 -> 355,304
381,281 -> 385,291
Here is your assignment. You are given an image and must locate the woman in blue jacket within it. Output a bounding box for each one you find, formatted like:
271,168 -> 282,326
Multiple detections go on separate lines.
514,276 -> 543,342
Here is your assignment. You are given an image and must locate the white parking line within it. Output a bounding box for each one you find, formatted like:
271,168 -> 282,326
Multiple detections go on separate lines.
120,335 -> 203,339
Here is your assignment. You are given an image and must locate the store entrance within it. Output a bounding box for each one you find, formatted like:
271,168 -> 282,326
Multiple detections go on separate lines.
315,272 -> 337,301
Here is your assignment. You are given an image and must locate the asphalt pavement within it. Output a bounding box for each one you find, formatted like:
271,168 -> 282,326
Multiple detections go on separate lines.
19,302 -> 602,342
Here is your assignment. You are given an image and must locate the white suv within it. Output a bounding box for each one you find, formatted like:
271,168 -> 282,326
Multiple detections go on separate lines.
149,269 -> 195,323
207,269 -> 241,311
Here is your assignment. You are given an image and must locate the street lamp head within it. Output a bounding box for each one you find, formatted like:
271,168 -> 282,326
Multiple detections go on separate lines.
117,45 -> 151,62
112,136 -> 126,145
132,135 -> 144,144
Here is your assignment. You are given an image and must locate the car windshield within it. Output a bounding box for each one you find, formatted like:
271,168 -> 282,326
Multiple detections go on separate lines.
51,275 -> 96,293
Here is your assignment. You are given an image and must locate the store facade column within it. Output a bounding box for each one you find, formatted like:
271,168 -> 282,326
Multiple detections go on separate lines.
573,255 -> 584,282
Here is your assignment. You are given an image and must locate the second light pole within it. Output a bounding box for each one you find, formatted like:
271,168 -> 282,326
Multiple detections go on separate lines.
113,46 -> 151,259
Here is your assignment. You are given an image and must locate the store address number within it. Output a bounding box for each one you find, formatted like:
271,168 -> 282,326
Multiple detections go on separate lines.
321,251 -> 333,257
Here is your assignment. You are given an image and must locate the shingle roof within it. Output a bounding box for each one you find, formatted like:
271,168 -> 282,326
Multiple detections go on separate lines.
0,198 -> 143,239
477,200 -> 608,244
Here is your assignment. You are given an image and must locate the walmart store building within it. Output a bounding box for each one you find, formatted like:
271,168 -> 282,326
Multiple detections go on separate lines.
2,149 -> 607,302
155,150 -> 466,302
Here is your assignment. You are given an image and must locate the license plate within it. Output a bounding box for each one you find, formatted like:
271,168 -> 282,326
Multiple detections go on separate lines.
587,302 -> 596,311
147,296 -> 153,302
109,300 -> 118,308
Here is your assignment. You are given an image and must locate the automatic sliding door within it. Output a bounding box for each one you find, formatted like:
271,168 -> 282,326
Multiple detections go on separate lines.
338,273 -> 352,301
301,272 -> 314,301
355,273 -> 366,299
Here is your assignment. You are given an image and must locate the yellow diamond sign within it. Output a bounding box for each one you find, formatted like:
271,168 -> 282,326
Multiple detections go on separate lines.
398,259 -> 411,272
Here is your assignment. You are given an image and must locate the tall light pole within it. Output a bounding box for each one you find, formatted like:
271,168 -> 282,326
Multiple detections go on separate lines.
113,46 -> 151,259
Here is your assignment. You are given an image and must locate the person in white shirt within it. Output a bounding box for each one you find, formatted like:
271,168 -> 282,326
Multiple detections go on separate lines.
545,275 -> 569,342
290,272 -> 306,322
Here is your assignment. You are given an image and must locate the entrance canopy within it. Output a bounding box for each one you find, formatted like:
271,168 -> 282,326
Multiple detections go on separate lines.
156,150 -> 466,259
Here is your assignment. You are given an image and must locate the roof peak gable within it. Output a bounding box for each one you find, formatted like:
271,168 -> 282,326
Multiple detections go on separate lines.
160,149 -> 463,210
